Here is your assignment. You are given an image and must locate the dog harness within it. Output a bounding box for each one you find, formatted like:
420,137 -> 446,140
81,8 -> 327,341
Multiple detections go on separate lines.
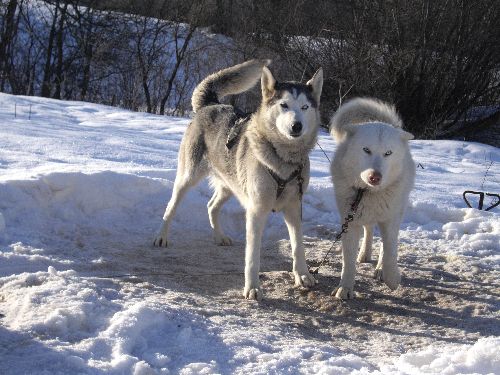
266,166 -> 304,199
225,114 -> 250,150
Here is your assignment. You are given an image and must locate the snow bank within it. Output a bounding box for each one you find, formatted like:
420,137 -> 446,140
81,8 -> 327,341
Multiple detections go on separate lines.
0,266 -> 225,374
443,209 -> 500,256
0,266 -> 374,374
0,267 -> 120,342
85,301 -> 229,374
2,259 -> 498,375
379,337 -> 500,375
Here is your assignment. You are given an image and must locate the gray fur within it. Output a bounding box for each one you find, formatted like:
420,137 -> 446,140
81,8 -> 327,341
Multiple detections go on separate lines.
191,59 -> 271,113
154,60 -> 324,301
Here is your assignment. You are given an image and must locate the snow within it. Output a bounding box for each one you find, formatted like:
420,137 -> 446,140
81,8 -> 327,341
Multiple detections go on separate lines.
380,337 -> 500,375
0,92 -> 499,374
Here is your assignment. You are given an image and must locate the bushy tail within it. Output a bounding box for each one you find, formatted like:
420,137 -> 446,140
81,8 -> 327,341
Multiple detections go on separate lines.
191,59 -> 270,113
330,97 -> 403,141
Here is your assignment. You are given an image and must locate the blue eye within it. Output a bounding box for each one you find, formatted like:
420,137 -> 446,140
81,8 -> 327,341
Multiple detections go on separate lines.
301,105 -> 309,110
385,150 -> 393,156
363,147 -> 371,154
280,102 -> 288,109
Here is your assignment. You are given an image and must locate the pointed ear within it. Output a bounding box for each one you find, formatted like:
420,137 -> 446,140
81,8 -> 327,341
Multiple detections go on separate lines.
306,67 -> 323,105
261,66 -> 276,101
400,129 -> 414,141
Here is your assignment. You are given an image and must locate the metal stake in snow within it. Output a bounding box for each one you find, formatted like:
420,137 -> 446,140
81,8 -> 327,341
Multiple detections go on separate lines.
463,191 -> 500,211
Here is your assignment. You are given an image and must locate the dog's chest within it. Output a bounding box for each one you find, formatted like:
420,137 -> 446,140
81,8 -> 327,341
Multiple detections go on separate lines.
356,190 -> 395,224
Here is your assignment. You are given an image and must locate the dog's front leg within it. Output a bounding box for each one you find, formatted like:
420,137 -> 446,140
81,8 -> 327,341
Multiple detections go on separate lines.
375,219 -> 401,290
283,200 -> 316,288
243,209 -> 267,301
334,224 -> 362,299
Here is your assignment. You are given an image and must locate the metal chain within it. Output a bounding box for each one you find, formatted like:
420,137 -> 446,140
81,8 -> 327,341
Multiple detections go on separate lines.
309,188 -> 365,275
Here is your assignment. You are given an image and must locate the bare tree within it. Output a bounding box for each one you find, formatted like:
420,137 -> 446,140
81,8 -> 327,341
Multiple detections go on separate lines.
65,0 -> 100,100
53,0 -> 67,99
0,0 -> 20,92
4,0 -> 495,140
253,0 -> 500,136
158,22 -> 196,115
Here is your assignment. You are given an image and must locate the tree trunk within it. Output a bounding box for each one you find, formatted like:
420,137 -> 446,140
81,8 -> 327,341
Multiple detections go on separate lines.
80,18 -> 94,101
159,25 -> 196,115
41,1 -> 60,98
136,34 -> 152,113
0,0 -> 19,92
53,2 -> 68,99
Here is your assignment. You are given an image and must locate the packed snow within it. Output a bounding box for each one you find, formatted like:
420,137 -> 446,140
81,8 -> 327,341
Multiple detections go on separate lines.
0,93 -> 499,374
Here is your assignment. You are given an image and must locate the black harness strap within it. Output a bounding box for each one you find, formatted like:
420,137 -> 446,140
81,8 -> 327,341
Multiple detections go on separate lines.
267,166 -> 303,199
226,114 -> 250,150
224,116 -> 304,203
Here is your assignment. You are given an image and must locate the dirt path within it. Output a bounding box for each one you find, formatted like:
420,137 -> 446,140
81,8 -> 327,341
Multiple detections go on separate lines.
89,235 -> 500,366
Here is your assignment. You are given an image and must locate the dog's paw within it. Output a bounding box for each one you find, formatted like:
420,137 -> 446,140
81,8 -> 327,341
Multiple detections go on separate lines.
357,251 -> 372,263
243,287 -> 263,301
332,286 -> 354,300
374,266 -> 401,290
293,271 -> 317,288
153,235 -> 168,248
215,235 -> 233,246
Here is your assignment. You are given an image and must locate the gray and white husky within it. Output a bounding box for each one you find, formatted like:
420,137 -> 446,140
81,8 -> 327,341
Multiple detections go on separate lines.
153,59 -> 323,300
330,98 -> 415,299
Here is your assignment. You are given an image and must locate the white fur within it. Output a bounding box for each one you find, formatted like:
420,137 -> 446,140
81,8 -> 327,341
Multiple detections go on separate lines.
329,97 -> 415,299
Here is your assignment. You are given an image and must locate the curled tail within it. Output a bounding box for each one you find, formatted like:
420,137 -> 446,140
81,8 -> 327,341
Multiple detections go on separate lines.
191,59 -> 270,113
330,97 -> 403,142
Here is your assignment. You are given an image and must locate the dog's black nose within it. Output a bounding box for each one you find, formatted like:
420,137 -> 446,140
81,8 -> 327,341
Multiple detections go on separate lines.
291,121 -> 302,135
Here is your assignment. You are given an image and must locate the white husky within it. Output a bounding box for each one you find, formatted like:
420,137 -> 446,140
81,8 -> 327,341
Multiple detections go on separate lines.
329,98 -> 415,299
153,60 -> 323,300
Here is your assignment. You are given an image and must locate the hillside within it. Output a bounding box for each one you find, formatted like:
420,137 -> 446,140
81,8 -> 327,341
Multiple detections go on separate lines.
0,93 -> 499,374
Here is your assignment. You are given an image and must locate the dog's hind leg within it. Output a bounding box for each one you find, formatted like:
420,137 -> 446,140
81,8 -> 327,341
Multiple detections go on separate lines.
357,225 -> 373,263
374,220 -> 401,290
207,185 -> 233,246
153,168 -> 206,247
283,200 -> 316,288
153,128 -> 207,248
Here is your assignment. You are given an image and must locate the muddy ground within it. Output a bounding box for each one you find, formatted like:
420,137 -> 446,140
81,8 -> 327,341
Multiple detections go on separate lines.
88,234 -> 500,367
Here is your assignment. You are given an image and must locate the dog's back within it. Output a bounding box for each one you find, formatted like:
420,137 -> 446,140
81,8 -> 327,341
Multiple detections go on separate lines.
189,59 -> 270,153
186,60 -> 270,184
